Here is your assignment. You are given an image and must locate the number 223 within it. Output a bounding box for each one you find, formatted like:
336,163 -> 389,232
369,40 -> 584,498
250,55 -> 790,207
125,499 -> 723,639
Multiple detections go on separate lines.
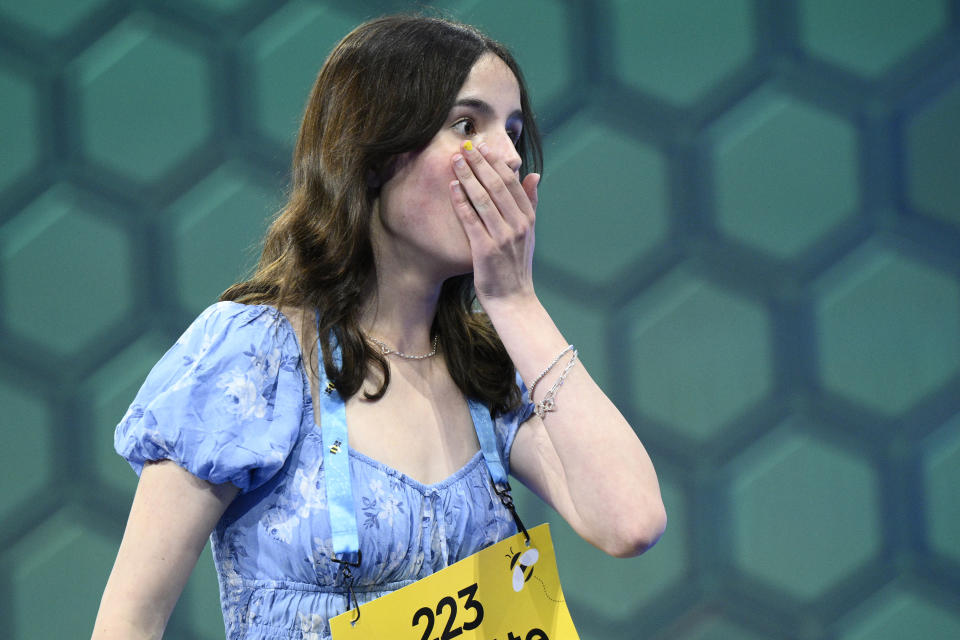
411,583 -> 484,640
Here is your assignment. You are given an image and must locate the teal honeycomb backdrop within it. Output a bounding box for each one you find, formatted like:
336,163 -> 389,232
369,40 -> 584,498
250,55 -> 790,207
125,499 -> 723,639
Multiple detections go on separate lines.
1,1 -> 959,638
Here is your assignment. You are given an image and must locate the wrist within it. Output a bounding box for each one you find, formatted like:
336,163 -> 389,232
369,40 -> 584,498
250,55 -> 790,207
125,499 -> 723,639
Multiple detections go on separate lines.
478,289 -> 541,324
479,293 -> 571,387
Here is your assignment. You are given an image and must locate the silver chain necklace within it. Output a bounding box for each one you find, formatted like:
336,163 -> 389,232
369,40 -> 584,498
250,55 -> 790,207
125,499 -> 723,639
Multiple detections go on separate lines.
368,335 -> 439,360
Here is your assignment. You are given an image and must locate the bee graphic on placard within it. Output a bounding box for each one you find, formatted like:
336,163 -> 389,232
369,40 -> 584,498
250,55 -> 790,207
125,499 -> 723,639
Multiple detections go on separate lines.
506,546 -> 540,592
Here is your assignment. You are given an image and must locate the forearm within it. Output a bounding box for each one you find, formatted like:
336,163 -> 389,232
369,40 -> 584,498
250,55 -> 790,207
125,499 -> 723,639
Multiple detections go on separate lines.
484,293 -> 666,554
450,133 -> 664,552
91,604 -> 164,640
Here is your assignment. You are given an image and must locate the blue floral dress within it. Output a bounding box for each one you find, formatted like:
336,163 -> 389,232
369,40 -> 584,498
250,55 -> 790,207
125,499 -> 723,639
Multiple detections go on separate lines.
115,302 -> 534,640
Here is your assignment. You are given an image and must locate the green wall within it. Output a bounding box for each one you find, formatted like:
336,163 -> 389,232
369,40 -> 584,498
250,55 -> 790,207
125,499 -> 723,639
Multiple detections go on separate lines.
1,1 -> 959,638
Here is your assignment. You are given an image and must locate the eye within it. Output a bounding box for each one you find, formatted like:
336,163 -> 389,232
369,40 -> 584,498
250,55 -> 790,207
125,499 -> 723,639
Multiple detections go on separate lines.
508,126 -> 522,145
452,117 -> 477,137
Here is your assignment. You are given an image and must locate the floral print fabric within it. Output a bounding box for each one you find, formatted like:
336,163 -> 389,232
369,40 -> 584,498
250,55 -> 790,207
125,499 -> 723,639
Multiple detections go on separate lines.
115,302 -> 533,639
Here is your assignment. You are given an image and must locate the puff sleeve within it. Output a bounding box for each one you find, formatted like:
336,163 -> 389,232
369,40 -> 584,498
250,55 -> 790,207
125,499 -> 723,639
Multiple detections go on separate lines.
494,371 -> 536,475
114,302 -> 304,493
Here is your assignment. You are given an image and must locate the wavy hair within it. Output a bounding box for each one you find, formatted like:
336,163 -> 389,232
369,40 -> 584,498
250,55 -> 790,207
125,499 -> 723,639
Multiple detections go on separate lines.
221,15 -> 542,415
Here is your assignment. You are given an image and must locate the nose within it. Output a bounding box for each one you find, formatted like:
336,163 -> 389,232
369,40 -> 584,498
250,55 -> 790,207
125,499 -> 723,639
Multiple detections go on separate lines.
505,144 -> 523,173
485,130 -> 522,173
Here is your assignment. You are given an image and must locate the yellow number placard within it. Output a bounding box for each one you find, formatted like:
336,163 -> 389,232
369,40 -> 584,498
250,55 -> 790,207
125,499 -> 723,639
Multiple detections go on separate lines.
330,523 -> 579,640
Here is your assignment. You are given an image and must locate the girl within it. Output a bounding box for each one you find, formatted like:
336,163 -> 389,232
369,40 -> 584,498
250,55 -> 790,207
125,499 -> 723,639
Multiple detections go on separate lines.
92,15 -> 665,640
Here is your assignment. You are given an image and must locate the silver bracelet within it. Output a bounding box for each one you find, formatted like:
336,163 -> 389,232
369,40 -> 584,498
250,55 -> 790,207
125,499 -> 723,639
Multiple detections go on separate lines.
535,348 -> 578,419
527,344 -> 575,399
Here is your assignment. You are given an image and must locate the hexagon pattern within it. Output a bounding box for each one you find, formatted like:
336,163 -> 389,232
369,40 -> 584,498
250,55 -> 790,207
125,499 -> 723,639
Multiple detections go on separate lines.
0,184 -> 133,356
799,0 -> 948,78
243,2 -> 356,147
816,245 -> 960,416
8,508 -> 118,638
0,67 -> 39,194
459,0 -> 571,109
923,414 -> 960,564
169,161 -> 277,314
537,116 -> 669,287
907,82 -> 960,227
627,268 -> 772,442
711,89 -> 858,260
612,0 -> 755,106
73,14 -> 212,183
1,2 -> 959,639
0,0 -> 111,39
538,285 -> 611,391
676,615 -> 770,640
838,585 -> 960,639
188,0 -> 256,13
0,380 -> 52,523
731,421 -> 880,600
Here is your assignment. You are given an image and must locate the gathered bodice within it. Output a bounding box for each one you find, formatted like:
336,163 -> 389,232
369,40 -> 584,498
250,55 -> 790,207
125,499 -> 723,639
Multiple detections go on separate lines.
115,302 -> 532,639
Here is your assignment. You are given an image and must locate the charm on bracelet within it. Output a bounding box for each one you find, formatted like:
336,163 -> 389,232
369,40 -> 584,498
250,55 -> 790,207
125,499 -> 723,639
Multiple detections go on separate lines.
533,348 -> 578,419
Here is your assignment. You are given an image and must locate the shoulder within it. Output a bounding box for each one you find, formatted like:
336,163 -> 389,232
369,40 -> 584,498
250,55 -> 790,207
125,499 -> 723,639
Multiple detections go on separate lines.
169,301 -> 307,372
114,301 -> 309,492
178,301 -> 294,346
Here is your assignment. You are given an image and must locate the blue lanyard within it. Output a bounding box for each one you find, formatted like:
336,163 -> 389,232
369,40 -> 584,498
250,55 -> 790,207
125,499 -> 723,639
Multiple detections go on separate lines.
317,327 -> 360,566
316,318 -> 517,568
468,399 -> 508,487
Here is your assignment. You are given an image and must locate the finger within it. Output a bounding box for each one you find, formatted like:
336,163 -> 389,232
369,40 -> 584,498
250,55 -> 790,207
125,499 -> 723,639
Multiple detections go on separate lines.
452,151 -> 512,241
522,173 -> 540,214
461,142 -> 529,227
474,142 -> 535,218
449,179 -> 494,251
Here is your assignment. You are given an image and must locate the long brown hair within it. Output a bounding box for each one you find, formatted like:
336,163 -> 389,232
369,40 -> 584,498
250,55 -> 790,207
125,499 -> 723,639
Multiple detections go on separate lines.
221,15 -> 542,415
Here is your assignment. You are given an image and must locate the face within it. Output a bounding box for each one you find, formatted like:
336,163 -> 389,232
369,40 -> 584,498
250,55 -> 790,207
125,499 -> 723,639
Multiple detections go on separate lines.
373,53 -> 524,279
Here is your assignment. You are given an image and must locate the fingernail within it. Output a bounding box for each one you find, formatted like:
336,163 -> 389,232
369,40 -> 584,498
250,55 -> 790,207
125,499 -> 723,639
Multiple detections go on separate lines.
453,154 -> 465,167
476,142 -> 488,154
463,141 -> 473,151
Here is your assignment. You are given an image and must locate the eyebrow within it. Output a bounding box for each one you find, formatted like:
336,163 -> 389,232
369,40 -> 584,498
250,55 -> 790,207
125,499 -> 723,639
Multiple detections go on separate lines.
453,97 -> 523,123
